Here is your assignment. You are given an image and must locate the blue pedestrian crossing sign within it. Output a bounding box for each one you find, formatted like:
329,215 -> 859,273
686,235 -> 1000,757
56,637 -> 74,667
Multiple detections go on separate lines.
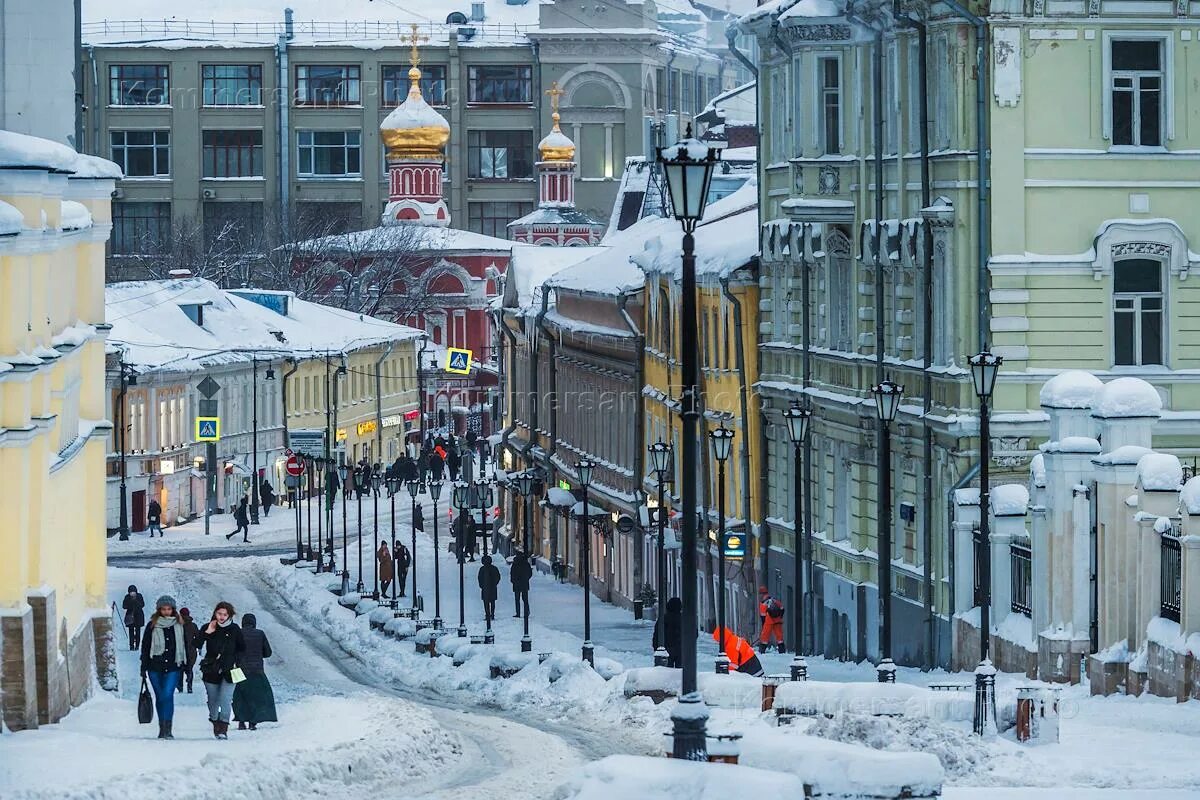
445,348 -> 472,375
195,416 -> 221,442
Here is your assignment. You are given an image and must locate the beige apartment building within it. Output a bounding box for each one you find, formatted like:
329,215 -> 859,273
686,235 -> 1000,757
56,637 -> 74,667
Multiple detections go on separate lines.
79,0 -> 749,279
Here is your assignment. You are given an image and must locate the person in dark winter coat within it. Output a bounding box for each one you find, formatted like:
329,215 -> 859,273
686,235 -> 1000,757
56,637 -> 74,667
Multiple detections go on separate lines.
177,607 -> 200,693
123,585 -> 146,650
226,497 -> 250,542
394,540 -> 411,597
377,542 -> 394,597
147,499 -> 164,537
652,597 -> 683,668
427,450 -> 445,481
260,480 -> 275,518
195,601 -> 245,739
140,594 -> 191,739
477,555 -> 501,623
509,552 -> 532,618
232,613 -> 277,730
447,442 -> 461,481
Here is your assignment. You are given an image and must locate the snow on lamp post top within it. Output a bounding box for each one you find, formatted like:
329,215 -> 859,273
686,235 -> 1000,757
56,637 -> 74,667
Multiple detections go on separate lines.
782,402 -> 812,445
969,348 -> 1003,401
872,380 -> 904,423
709,426 -> 735,464
648,440 -> 672,475
657,124 -> 720,224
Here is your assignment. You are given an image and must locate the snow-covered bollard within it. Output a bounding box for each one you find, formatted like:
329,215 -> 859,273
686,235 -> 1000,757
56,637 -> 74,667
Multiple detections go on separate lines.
790,655 -> 808,682
490,651 -> 538,679
338,592 -> 362,608
1015,686 -> 1061,744
761,674 -> 788,712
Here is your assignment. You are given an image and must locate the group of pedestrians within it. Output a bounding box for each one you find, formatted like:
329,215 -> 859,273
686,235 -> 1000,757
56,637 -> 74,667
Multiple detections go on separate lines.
127,586 -> 277,740
375,539 -> 412,597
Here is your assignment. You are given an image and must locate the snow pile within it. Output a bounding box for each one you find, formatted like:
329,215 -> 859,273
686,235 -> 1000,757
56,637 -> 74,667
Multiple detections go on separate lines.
1092,376 -> 1163,418
1136,452 -> 1183,492
995,611 -> 1036,652
59,200 -> 93,230
556,754 -> 805,799
1038,370 -> 1103,409
1029,453 -> 1046,488
0,129 -> 77,171
1093,444 -> 1153,466
1146,616 -> 1200,657
0,200 -> 24,235
1040,436 -> 1101,454
990,484 -> 1029,516
802,713 -> 979,783
1181,476 -> 1200,515
773,680 -> 971,723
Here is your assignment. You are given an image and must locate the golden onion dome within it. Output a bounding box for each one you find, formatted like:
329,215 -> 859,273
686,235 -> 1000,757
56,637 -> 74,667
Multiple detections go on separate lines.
380,66 -> 450,161
538,111 -> 575,162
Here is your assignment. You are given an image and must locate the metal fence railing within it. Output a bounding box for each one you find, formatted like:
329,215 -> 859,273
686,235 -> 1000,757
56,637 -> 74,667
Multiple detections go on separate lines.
1161,533 -> 1182,623
1010,541 -> 1032,616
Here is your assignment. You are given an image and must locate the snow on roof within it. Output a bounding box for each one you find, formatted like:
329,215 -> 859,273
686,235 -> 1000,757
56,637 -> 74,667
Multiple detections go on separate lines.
632,181 -> 758,280
1136,452 -> 1183,492
505,243 -> 603,310
778,0 -> 842,21
106,277 -> 422,371
60,201 -> 93,231
549,214 -> 670,295
1092,376 -> 1163,419
1181,476 -> 1200,515
1093,445 -> 1152,467
290,223 -> 512,255
68,152 -> 123,179
1039,370 -> 1103,409
991,484 -> 1029,517
0,201 -> 22,235
1030,453 -> 1046,488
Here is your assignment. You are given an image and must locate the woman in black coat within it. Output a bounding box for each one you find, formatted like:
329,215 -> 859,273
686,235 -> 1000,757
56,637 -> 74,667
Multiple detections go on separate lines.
232,613 -> 277,730
509,552 -> 532,618
652,597 -> 684,668
122,585 -> 145,650
226,497 -> 250,542
260,479 -> 275,517
195,601 -> 245,739
477,555 -> 501,623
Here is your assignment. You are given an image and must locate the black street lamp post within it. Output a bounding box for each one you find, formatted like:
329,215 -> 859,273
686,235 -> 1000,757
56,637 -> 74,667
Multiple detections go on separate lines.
969,348 -> 1002,736
249,359 -> 275,525
515,470 -> 537,652
388,475 -> 399,606
314,458 -> 325,571
782,402 -> 812,677
709,426 -> 734,674
338,461 -> 350,595
471,480 -> 495,642
871,379 -> 903,683
355,466 -> 366,595
577,459 -> 595,666
407,479 -> 420,613
657,124 -> 719,761
453,482 -> 470,636
648,440 -> 672,665
429,479 -> 444,629
305,456 -> 314,561
371,472 -> 382,598
116,360 -> 136,540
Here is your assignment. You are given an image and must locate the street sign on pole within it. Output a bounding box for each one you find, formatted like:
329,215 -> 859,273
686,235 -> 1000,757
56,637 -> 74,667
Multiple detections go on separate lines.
445,348 -> 472,374
288,428 -> 325,457
196,417 -> 221,441
722,532 -> 746,560
285,453 -> 305,477
197,375 -> 221,399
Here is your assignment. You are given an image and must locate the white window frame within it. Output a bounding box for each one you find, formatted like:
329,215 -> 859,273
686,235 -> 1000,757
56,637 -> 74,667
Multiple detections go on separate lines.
814,52 -> 843,156
1102,31 -> 1172,149
1112,257 -> 1166,368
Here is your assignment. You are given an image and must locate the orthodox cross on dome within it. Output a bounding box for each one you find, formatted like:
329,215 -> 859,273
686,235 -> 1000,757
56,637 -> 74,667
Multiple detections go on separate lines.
405,23 -> 428,70
546,81 -> 564,124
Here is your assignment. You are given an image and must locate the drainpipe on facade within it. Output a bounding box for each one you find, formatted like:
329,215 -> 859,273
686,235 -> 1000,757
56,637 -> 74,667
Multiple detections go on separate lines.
417,336 -> 429,448
536,290 -> 559,470
497,311 -> 519,454
87,46 -> 99,156
281,356 -> 299,449
946,460 -> 980,669
721,273 -> 756,634
940,0 -> 990,348
618,291 -> 646,598
897,8 -> 937,671
276,9 -> 294,230
374,340 -> 396,461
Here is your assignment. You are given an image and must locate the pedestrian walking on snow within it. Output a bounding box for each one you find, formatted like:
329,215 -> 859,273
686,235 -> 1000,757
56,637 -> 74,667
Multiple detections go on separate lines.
652,597 -> 683,668
260,479 -> 275,518
123,585 -> 146,650
147,499 -> 164,537
177,607 -> 200,693
140,594 -> 191,739
232,613 -> 276,730
226,497 -> 250,542
428,450 -> 445,481
447,443 -> 461,482
477,554 -> 501,623
377,541 -> 394,597
394,540 -> 411,597
196,601 -> 245,739
509,551 -> 532,618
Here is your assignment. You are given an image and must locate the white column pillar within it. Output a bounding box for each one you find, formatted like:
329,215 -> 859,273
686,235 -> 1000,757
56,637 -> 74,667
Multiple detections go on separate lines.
1182,534 -> 1200,637
604,122 -> 614,179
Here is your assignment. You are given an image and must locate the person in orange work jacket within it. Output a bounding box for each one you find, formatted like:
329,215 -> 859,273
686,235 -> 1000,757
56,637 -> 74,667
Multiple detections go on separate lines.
758,586 -> 786,653
712,626 -> 764,676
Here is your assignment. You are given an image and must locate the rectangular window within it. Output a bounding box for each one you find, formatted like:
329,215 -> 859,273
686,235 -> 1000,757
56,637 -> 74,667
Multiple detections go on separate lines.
110,130 -> 171,177
669,71 -> 681,112
296,201 -> 362,235
109,64 -> 169,105
819,56 -> 842,155
1111,39 -> 1163,147
296,65 -> 361,105
468,65 -> 532,103
655,68 -> 666,111
297,130 -> 361,177
111,201 -> 171,254
1113,258 -> 1164,366
467,130 -> 533,179
202,130 -> 264,178
681,76 -> 693,116
467,200 -> 532,239
382,64 -> 446,106
202,64 -> 263,106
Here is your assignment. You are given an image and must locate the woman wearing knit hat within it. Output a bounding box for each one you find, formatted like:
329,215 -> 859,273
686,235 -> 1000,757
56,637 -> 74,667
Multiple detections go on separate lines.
139,594 -> 191,739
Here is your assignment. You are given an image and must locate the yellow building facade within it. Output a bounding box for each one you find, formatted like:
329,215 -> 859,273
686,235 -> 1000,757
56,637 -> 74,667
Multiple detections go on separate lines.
0,131 -> 119,730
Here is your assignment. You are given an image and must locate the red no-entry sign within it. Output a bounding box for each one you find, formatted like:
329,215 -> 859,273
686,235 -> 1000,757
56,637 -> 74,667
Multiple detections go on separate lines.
285,454 -> 305,477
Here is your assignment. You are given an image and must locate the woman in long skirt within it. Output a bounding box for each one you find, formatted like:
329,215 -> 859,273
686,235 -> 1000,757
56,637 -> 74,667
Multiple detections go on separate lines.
232,612 -> 277,729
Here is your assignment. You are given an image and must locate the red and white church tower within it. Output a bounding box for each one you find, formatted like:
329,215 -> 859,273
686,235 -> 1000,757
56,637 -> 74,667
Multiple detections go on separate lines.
507,82 -> 603,246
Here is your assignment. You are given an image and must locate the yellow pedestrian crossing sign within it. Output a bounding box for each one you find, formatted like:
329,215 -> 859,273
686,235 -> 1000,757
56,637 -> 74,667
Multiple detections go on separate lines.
196,417 -> 221,442
446,348 -> 472,374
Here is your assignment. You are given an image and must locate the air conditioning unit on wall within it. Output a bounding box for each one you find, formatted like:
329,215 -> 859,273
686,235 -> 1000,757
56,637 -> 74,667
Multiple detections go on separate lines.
202,188 -> 217,199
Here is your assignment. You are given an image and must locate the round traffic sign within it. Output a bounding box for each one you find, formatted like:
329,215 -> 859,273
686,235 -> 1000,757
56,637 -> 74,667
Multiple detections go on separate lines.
285,454 -> 305,477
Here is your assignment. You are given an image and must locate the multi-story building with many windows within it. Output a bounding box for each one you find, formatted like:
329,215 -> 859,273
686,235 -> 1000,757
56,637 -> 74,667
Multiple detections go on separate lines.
80,0 -> 747,279
741,0 -> 1200,675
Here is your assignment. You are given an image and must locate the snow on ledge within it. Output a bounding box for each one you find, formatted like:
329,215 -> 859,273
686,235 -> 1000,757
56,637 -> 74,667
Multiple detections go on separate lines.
1040,436 -> 1102,455
990,484 -> 1029,516
60,200 -> 93,231
1093,445 -> 1152,466
0,200 -> 22,235
1092,376 -> 1163,419
1136,452 -> 1183,492
1039,370 -> 1103,409
1181,476 -> 1200,515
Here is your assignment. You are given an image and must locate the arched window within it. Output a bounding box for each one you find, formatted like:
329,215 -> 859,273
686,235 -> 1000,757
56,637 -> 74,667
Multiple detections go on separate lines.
1113,257 -> 1164,366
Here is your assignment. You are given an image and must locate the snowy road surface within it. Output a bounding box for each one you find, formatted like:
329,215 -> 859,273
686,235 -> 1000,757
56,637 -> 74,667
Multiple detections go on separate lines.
1,559 -> 639,800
